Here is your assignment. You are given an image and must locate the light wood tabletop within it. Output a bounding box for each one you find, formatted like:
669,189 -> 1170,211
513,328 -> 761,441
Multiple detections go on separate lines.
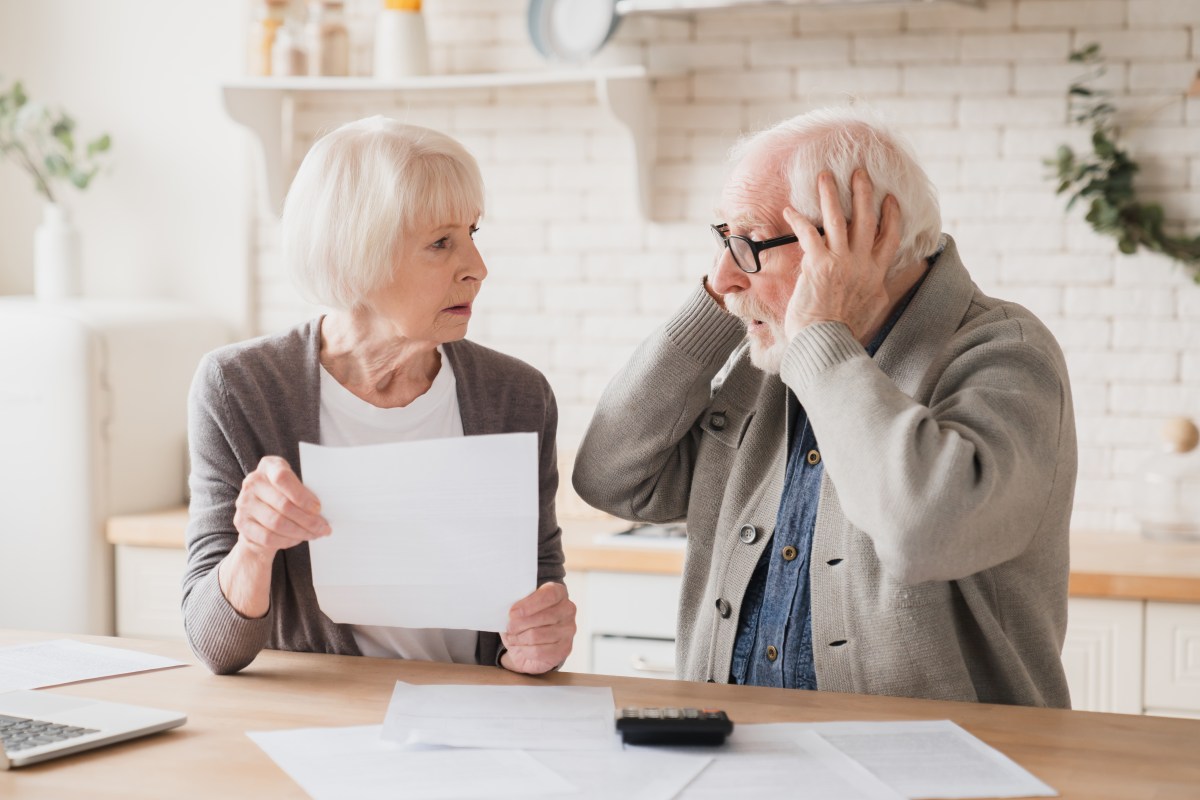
2,630 -> 1199,799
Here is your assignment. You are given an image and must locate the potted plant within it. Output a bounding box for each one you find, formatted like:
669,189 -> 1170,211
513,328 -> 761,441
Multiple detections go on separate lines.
0,79 -> 111,299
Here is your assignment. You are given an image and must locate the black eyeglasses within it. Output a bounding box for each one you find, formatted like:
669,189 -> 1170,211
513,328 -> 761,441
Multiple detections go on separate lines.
710,222 -> 820,274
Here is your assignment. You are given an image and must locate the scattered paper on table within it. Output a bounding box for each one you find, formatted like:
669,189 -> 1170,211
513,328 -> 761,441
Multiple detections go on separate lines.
0,640 -> 184,693
811,719 -> 1058,799
381,682 -> 620,751
650,727 -> 903,799
248,725 -> 577,800
530,748 -> 713,800
300,433 -> 537,632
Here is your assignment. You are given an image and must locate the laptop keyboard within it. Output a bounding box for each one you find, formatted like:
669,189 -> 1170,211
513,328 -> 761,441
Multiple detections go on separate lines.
0,713 -> 97,752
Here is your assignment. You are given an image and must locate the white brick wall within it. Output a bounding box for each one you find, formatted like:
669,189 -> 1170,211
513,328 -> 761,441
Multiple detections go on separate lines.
252,0 -> 1200,533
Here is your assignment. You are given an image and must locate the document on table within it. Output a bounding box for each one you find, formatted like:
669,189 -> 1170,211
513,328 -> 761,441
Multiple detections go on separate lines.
247,725 -> 577,800
0,640 -> 184,693
729,720 -> 1056,799
381,682 -> 621,751
300,433 -> 538,632
649,728 -> 903,800
529,749 -> 714,800
249,724 -> 712,800
810,720 -> 1058,799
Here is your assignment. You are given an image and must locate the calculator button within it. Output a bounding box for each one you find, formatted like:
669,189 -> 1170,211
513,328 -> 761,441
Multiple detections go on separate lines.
663,708 -> 681,718
644,708 -> 661,718
683,708 -> 699,718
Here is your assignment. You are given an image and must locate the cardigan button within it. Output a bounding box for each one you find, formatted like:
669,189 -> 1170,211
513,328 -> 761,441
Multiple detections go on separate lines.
715,598 -> 732,619
738,524 -> 758,544
709,412 -> 727,430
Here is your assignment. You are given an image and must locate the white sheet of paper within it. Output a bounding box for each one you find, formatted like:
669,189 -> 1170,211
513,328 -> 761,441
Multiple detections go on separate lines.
300,433 -> 538,632
654,728 -> 903,800
529,748 -> 713,800
0,640 -> 184,693
810,720 -> 1058,799
381,682 -> 620,751
248,725 -> 577,800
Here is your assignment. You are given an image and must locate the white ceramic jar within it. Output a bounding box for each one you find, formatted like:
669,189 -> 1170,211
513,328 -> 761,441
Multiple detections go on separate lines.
374,0 -> 429,80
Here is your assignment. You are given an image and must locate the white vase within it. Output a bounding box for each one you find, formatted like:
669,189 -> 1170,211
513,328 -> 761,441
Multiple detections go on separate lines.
34,203 -> 83,300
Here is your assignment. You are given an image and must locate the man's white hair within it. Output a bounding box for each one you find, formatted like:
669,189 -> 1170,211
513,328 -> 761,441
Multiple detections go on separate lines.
730,106 -> 942,271
282,116 -> 485,310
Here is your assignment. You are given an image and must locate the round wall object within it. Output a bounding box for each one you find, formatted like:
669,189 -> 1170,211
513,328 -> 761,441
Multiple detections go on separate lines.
528,0 -> 621,63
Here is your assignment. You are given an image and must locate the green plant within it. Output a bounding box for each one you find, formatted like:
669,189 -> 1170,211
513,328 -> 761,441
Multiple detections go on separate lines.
1047,44 -> 1200,283
0,78 -> 112,204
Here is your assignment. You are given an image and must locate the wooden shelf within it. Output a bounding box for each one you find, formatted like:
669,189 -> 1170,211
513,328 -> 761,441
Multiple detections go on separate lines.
221,66 -> 657,217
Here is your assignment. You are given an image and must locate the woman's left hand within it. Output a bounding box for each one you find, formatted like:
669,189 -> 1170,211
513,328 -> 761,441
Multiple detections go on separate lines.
499,582 -> 576,675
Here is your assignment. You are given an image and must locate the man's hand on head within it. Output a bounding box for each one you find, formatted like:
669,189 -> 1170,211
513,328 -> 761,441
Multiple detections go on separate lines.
783,169 -> 901,346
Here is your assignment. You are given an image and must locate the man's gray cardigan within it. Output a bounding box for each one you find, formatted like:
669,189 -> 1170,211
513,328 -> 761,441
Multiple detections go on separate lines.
573,236 -> 1076,707
182,321 -> 565,674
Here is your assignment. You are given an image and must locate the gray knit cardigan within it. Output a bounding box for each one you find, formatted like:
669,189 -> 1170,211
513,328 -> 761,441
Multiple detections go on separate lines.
574,236 -> 1077,707
182,321 -> 565,674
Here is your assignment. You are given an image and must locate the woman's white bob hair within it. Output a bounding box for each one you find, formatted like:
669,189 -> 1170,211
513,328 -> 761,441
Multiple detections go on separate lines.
281,116 -> 485,310
731,106 -> 942,272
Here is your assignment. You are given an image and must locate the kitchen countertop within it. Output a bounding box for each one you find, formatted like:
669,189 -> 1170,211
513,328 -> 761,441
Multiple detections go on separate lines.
107,507 -> 1200,603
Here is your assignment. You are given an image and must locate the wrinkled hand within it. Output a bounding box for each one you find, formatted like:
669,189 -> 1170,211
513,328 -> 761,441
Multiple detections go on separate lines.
499,582 -> 576,675
783,169 -> 902,345
233,455 -> 330,560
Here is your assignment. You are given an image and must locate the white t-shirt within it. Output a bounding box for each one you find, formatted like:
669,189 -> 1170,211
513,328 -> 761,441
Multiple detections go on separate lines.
319,347 -> 480,664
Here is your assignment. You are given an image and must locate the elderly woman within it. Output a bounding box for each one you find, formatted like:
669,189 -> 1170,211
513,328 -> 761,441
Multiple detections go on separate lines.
182,118 -> 574,676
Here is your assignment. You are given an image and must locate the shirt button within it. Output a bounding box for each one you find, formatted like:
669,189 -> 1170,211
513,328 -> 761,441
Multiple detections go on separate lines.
781,545 -> 798,561
739,524 -> 758,544
709,412 -> 727,430
715,598 -> 732,618
766,645 -> 778,662
806,449 -> 821,466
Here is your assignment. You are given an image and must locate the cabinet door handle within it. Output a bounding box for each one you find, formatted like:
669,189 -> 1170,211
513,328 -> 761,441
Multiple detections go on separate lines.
631,656 -> 676,675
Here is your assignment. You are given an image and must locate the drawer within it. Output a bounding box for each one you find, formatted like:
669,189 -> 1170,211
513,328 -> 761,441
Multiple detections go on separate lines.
1144,601 -> 1200,713
114,546 -> 187,640
588,572 -> 682,639
592,635 -> 676,680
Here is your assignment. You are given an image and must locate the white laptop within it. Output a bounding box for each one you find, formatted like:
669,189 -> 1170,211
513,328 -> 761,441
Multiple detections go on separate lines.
0,690 -> 186,769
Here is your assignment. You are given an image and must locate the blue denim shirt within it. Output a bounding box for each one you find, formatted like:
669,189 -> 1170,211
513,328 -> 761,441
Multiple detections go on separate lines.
730,265 -> 932,689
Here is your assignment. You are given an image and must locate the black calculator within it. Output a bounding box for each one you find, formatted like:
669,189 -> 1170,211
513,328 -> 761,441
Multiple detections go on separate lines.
616,707 -> 733,746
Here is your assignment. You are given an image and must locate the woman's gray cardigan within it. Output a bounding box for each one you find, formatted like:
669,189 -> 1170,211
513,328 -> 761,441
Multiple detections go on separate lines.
181,320 -> 565,674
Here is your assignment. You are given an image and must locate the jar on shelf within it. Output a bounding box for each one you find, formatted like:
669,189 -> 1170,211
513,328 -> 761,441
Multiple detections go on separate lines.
272,21 -> 309,78
374,0 -> 429,80
1135,417 -> 1200,541
249,0 -> 289,77
306,0 -> 350,77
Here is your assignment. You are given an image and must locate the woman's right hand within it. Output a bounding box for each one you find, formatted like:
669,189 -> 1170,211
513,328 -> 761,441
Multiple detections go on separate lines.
233,455 -> 331,559
220,456 -> 330,618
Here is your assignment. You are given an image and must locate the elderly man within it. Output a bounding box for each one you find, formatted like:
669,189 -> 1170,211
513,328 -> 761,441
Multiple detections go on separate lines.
573,107 -> 1076,707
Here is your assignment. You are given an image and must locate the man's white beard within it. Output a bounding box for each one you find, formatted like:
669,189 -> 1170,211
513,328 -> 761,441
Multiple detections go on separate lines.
726,294 -> 787,375
747,322 -> 788,374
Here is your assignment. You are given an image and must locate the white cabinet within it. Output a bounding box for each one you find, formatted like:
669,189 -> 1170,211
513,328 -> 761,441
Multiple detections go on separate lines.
114,546 -> 188,640
569,570 -> 683,680
1143,601 -> 1200,718
1062,597 -> 1145,714
1063,597 -> 1200,717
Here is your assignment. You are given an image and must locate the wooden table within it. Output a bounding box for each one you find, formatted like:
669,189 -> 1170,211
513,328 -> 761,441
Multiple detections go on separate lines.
3,631 -> 1199,799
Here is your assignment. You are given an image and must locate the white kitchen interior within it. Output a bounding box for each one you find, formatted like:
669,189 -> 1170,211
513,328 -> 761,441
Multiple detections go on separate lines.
1,0 -> 1198,722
